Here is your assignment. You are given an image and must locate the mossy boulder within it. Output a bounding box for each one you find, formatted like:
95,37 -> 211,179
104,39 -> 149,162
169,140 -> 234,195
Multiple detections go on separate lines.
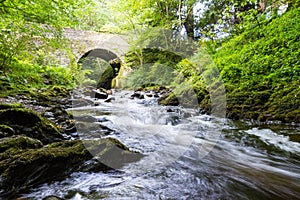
158,92 -> 179,106
0,125 -> 15,138
0,104 -> 63,144
83,137 -> 143,170
0,138 -> 142,198
97,67 -> 115,90
158,89 -> 201,108
0,136 -> 43,161
0,140 -> 91,196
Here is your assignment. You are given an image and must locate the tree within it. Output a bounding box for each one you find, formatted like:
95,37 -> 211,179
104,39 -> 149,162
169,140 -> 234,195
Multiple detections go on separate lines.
109,0 -> 198,39
0,0 -> 102,70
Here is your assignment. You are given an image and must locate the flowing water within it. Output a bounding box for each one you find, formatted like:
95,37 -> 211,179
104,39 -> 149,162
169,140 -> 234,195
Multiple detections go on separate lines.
22,90 -> 300,199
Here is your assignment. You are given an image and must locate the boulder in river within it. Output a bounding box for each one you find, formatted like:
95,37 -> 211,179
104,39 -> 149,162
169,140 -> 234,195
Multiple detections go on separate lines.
90,89 -> 108,99
0,137 -> 143,198
158,92 -> 179,106
0,103 -> 64,144
131,92 -> 145,99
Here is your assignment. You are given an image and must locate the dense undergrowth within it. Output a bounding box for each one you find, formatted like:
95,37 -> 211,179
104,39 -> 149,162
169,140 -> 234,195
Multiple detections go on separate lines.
213,6 -> 300,123
122,7 -> 300,123
0,61 -> 74,98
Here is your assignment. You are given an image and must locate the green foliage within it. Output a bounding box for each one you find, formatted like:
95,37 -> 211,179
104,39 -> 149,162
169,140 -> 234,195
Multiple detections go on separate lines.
108,0 -> 196,38
0,61 -> 74,97
212,7 -> 300,122
0,0 -> 103,96
0,0 -> 93,27
123,48 -> 183,88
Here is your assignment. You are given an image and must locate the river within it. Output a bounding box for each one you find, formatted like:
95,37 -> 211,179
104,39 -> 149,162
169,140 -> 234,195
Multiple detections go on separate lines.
22,90 -> 300,199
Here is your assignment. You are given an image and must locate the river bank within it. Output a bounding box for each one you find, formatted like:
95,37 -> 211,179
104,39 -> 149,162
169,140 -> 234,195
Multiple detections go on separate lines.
0,86 -> 143,199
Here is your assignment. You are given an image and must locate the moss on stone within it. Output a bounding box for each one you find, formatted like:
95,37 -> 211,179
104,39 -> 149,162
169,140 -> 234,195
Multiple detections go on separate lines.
97,67 -> 115,90
289,134 -> 300,143
0,105 -> 63,144
0,103 -> 24,110
0,136 -> 43,161
84,137 -> 143,170
158,92 -> 179,106
0,124 -> 15,138
0,138 -> 142,197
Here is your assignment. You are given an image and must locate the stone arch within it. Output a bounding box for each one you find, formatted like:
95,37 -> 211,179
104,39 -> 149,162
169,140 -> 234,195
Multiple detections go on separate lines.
78,48 -> 122,89
78,48 -> 121,74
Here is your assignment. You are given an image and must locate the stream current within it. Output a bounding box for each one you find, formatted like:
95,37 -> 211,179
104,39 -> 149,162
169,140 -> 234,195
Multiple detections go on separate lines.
22,90 -> 300,199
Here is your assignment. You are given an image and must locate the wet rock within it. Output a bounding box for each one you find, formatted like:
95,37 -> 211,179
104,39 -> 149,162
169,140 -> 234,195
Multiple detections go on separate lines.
158,92 -> 179,106
0,125 -> 15,138
97,67 -> 115,90
289,134 -> 300,143
0,105 -> 64,144
43,111 -> 54,119
75,115 -> 97,123
107,90 -> 113,95
81,86 -> 97,96
45,106 -> 74,132
91,90 -> 108,99
0,138 -> 142,197
166,108 -> 174,112
83,137 -> 143,170
95,116 -> 109,122
131,92 -> 145,99
104,97 -> 115,103
60,120 -> 77,135
75,122 -> 113,138
72,98 -> 94,107
154,93 -> 160,98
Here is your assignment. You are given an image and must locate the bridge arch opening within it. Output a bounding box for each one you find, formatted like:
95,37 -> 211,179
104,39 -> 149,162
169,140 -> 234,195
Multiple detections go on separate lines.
78,48 -> 121,89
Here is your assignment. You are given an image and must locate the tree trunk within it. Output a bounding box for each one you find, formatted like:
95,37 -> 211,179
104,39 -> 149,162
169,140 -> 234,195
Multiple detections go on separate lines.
184,2 -> 194,39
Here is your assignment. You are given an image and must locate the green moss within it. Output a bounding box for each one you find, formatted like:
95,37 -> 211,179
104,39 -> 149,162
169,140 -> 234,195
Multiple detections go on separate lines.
158,92 -> 179,106
0,124 -> 15,138
0,103 -> 24,110
0,106 -> 63,144
123,48 -> 183,89
97,66 -> 115,89
0,140 -> 91,193
0,136 -> 43,160
289,134 -> 300,143
0,138 -> 142,195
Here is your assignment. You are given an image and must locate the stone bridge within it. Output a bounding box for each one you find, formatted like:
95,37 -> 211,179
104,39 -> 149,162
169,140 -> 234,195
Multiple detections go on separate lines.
60,28 -> 130,66
56,28 -> 132,88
